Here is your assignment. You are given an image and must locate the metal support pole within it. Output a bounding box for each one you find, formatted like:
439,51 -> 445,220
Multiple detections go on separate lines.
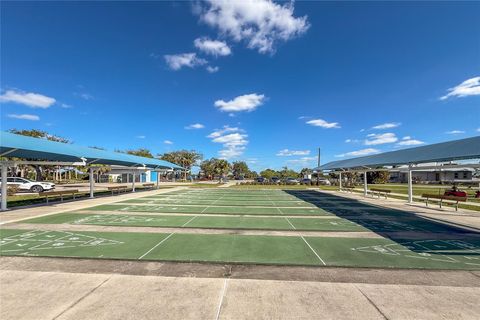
1,164 -> 8,211
338,172 -> 342,190
407,167 -> 413,203
89,167 -> 95,199
156,171 -> 159,189
364,171 -> 368,197
132,171 -> 136,192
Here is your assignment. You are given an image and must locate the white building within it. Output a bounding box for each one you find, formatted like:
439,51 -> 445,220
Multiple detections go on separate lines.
390,166 -> 476,184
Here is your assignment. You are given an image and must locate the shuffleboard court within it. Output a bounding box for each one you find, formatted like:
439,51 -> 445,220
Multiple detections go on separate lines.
120,199 -> 316,207
3,188 -> 479,270
22,213 -> 369,232
89,204 -> 332,216
1,229 -> 479,269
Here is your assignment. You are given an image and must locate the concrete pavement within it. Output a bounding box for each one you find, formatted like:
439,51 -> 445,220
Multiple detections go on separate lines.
1,269 -> 479,320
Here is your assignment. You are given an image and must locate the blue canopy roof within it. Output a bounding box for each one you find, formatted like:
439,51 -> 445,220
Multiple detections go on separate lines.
316,136 -> 480,171
0,131 -> 183,170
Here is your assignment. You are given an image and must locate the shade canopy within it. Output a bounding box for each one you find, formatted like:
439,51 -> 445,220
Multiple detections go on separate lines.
0,131 -> 183,170
316,136 -> 480,171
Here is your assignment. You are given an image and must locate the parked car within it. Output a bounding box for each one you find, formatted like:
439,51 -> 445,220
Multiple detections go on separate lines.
285,177 -> 299,185
317,178 -> 331,186
300,178 -> 312,184
256,177 -> 266,183
444,186 -> 467,198
271,177 -> 281,184
0,177 -> 55,193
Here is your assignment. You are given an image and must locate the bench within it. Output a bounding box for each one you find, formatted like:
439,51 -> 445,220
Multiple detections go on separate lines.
422,194 -> 467,211
107,185 -> 128,195
369,188 -> 391,199
341,186 -> 355,193
39,190 -> 79,203
142,183 -> 155,189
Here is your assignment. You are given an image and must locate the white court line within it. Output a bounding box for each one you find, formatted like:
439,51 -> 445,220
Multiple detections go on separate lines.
138,233 -> 175,260
284,217 -> 296,230
198,193 -> 226,214
215,278 -> 229,320
181,215 -> 198,227
301,236 -> 326,266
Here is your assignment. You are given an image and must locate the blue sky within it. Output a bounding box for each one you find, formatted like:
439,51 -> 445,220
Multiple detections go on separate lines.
1,1 -> 479,172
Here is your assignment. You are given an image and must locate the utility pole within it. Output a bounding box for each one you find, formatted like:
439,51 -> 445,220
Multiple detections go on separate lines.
317,148 -> 321,185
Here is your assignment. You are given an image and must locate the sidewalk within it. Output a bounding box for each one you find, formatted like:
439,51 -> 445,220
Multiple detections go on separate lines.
0,186 -> 187,225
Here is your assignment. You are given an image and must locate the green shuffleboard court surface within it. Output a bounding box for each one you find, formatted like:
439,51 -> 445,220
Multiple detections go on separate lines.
89,204 -> 332,216
1,229 -> 479,270
120,199 -> 316,207
23,213 -> 368,231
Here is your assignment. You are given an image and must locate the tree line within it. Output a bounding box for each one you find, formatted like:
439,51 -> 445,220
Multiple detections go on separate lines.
5,129 -> 316,181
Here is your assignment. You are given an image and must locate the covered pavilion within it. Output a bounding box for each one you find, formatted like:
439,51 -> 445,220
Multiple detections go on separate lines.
315,136 -> 480,203
0,131 -> 183,210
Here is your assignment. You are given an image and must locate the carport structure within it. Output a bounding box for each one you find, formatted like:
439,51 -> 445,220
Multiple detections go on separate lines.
315,136 -> 480,203
0,131 -> 183,210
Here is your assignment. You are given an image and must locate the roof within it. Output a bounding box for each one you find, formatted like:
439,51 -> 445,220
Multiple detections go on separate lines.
0,131 -> 183,170
316,136 -> 480,171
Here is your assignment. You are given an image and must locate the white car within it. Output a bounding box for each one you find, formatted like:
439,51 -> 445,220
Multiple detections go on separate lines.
0,177 -> 55,193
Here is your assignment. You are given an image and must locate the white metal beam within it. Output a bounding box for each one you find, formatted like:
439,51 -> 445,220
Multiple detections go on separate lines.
407,165 -> 413,203
0,149 -> 18,157
1,164 -> 8,211
363,171 -> 368,197
0,160 -> 86,166
89,167 -> 95,199
132,171 -> 136,192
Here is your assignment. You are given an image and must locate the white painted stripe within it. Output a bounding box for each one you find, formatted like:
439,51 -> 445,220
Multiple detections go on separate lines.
215,278 -> 229,320
301,236 -> 326,266
284,217 -> 296,230
138,233 -> 175,260
181,215 -> 198,227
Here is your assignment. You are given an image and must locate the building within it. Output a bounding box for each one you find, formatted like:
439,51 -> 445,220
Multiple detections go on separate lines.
389,166 -> 476,184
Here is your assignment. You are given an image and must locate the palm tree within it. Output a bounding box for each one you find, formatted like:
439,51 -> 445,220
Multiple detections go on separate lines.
213,159 -> 230,182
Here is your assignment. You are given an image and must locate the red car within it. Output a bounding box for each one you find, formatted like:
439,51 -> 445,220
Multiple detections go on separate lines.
444,189 -> 467,197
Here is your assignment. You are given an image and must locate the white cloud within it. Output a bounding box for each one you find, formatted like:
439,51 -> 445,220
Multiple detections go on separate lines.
198,0 -> 309,54
397,136 -> 424,146
345,139 -> 360,143
206,66 -> 219,73
7,113 -> 40,121
214,93 -> 265,112
164,140 -> 173,145
477,128 -> 480,132
164,53 -> 207,70
276,149 -> 310,156
194,37 -> 231,56
78,93 -> 94,100
136,135 -> 146,139
208,126 -> 248,159
207,125 -> 240,138
185,123 -> 205,130
364,133 -> 398,145
286,156 -> 316,165
306,118 -> 340,129
440,76 -> 480,100
0,89 -> 55,108
335,148 -> 380,158
372,122 -> 401,130
445,130 -> 465,134
60,103 -> 73,109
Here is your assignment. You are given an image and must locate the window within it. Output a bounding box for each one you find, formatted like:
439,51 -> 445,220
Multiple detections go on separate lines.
463,172 -> 468,179
454,173 -> 459,179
